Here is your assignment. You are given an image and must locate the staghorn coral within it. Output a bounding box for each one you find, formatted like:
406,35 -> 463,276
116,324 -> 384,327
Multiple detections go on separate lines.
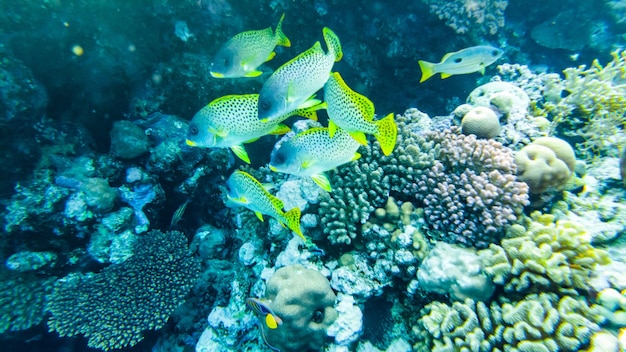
478,211 -> 611,295
420,0 -> 508,36
412,128 -> 529,248
46,229 -> 200,351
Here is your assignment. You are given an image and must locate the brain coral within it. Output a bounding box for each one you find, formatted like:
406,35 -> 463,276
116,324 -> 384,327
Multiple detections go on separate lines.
461,106 -> 501,139
515,137 -> 575,194
46,229 -> 200,351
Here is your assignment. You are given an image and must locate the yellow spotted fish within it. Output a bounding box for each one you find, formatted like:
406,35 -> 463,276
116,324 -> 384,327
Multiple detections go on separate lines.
418,45 -> 503,83
210,14 -> 290,78
225,170 -> 306,242
269,127 -> 361,192
185,94 -> 320,164
257,27 -> 342,122
323,72 -> 397,156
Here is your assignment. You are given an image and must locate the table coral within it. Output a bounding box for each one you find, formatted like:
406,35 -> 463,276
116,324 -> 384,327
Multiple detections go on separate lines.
46,230 -> 200,351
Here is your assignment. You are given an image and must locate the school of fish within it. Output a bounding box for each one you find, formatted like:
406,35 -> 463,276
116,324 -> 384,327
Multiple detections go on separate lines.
186,15 -> 502,346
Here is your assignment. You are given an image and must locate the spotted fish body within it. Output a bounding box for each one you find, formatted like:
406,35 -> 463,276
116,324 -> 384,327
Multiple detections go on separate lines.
418,45 -> 503,83
210,14 -> 290,78
269,127 -> 361,191
225,170 -> 305,241
185,94 -> 319,163
323,72 -> 398,156
257,27 -> 342,122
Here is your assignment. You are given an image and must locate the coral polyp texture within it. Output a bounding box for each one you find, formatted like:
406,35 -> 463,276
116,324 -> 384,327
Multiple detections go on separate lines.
46,230 -> 200,351
420,0 -> 508,35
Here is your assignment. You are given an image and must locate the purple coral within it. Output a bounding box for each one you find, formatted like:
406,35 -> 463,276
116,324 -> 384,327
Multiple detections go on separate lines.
413,128 -> 529,248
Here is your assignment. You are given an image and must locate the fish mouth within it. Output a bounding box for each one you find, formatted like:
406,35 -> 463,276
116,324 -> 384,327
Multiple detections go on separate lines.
210,71 -> 224,78
268,165 -> 279,172
185,139 -> 198,147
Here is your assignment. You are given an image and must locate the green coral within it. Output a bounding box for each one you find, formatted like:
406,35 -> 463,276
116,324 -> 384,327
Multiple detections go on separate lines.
478,211 -> 610,295
0,268 -> 55,333
46,230 -> 200,351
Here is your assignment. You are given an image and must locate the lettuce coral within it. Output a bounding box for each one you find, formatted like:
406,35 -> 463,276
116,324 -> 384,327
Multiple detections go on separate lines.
478,212 -> 610,294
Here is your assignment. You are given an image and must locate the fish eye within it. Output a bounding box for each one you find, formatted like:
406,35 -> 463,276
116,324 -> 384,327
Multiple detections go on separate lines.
454,57 -> 463,63
189,125 -> 199,136
491,50 -> 500,57
312,309 -> 324,323
272,150 -> 286,165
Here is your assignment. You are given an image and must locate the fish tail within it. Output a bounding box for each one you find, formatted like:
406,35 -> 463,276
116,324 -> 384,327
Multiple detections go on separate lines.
374,113 -> 398,156
418,60 -> 436,83
275,13 -> 291,47
283,208 -> 305,242
322,27 -> 342,62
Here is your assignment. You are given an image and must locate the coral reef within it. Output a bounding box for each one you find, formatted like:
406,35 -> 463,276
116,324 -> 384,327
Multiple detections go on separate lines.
420,0 -> 508,36
46,230 -> 200,351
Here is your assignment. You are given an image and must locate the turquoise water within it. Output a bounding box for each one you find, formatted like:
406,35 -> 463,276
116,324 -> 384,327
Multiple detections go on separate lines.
1,1 -> 625,351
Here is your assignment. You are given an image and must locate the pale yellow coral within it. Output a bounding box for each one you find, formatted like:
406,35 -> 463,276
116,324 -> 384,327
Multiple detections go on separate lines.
479,212 -> 610,294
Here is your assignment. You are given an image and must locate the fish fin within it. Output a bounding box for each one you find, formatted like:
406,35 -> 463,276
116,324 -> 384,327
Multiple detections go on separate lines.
331,72 -> 376,120
210,71 -> 225,78
185,139 -> 197,147
283,207 -> 305,242
255,211 -> 265,222
230,145 -> 251,164
440,73 -> 452,79
479,66 -> 486,75
265,314 -> 279,329
374,112 -> 398,156
441,52 -> 455,61
292,100 -> 325,121
352,152 -> 361,161
261,183 -> 275,191
328,119 -> 338,138
418,60 -> 437,83
322,27 -> 342,62
263,52 -> 277,63
270,124 -> 291,135
297,96 -> 322,110
311,173 -> 332,192
349,131 -> 368,146
244,70 -> 264,77
274,13 -> 291,47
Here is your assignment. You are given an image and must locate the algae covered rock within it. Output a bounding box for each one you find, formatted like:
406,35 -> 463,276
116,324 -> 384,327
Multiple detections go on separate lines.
110,120 -> 149,159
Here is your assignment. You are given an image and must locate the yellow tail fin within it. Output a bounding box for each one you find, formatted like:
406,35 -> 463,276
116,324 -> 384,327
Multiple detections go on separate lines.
374,113 -> 398,156
418,60 -> 437,83
322,27 -> 342,62
283,208 -> 305,242
275,13 -> 291,47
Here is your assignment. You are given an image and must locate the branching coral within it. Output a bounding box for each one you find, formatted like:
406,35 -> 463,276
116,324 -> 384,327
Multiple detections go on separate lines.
420,0 -> 508,36
46,230 -> 200,351
0,268 -> 55,333
412,128 -> 529,248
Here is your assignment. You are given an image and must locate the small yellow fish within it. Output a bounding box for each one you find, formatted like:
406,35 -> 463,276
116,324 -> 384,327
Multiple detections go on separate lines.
269,127 -> 361,192
210,14 -> 290,78
323,72 -> 397,156
257,27 -> 342,122
418,45 -> 503,83
185,94 -> 320,164
225,170 -> 306,242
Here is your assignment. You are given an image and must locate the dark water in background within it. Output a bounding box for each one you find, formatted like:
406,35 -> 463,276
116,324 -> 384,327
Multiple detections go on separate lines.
0,0 -> 624,351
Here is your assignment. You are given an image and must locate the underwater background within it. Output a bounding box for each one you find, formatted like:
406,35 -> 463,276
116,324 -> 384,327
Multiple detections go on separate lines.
1,0 -> 626,351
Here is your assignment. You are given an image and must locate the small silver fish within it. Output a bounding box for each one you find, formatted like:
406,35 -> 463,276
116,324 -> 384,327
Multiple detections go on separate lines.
418,45 -> 503,83
170,199 -> 191,227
